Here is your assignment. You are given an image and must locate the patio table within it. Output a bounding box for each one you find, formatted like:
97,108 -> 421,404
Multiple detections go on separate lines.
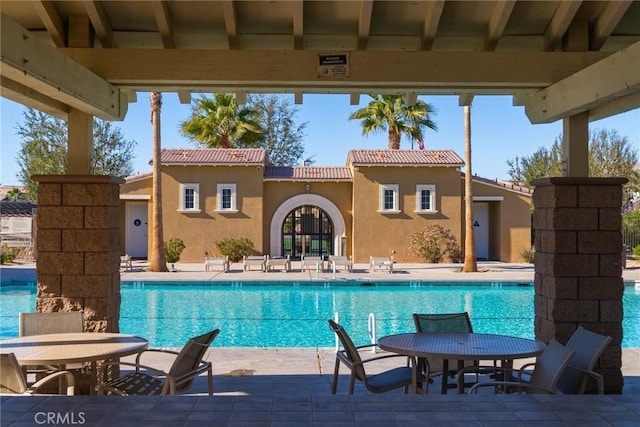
0,332 -> 148,394
378,332 -> 544,394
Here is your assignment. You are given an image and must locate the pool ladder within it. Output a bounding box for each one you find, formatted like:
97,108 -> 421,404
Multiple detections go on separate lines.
333,312 -> 377,353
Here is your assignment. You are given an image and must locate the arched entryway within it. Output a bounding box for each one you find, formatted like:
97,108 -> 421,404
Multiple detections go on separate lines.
270,194 -> 346,258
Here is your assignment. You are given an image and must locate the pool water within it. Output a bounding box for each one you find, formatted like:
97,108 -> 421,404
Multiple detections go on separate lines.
1,281 -> 639,348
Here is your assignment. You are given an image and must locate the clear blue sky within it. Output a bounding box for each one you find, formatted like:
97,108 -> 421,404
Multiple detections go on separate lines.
1,94 -> 638,186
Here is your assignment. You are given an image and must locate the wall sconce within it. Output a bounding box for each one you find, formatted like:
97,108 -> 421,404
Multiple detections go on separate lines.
305,184 -> 311,194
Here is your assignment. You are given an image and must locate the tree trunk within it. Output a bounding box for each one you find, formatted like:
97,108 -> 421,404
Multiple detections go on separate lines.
388,130 -> 401,149
149,92 -> 168,272
463,104 -> 478,272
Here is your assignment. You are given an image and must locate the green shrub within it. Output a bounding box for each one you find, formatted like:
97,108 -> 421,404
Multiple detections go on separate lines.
520,246 -> 535,263
215,237 -> 255,262
633,245 -> 640,260
408,225 -> 463,263
0,245 -> 20,265
164,238 -> 186,263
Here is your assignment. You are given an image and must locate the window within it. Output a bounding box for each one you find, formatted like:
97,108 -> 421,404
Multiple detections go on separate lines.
378,184 -> 399,213
216,183 -> 237,212
178,183 -> 200,212
415,184 -> 437,213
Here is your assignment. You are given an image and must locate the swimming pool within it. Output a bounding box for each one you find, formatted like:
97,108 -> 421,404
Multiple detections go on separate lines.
2,281 -> 639,348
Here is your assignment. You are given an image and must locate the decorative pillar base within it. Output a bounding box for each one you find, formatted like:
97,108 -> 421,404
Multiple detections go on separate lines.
33,175 -> 124,333
532,177 -> 626,393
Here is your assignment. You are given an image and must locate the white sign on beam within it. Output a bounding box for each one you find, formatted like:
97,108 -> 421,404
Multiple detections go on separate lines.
318,53 -> 349,77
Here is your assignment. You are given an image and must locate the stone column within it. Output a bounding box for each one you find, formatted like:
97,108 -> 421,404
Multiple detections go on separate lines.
532,177 -> 626,393
33,175 -> 124,333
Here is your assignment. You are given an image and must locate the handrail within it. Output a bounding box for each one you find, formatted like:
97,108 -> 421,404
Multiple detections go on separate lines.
368,312 -> 376,353
334,312 -> 340,352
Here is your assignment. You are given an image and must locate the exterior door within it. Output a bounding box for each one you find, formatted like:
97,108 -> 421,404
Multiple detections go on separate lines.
125,201 -> 148,258
473,202 -> 489,260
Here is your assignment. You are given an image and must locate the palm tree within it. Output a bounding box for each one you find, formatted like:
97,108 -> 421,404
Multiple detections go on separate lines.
4,188 -> 25,201
180,94 -> 262,148
349,95 -> 437,149
462,104 -> 477,272
149,92 -> 168,272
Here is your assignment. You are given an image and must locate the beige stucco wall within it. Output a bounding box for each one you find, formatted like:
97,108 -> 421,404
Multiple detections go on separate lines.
468,180 -> 532,262
262,181 -> 353,256
351,166 -> 463,263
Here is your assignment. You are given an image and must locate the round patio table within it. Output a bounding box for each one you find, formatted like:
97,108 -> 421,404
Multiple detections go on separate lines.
378,332 -> 544,394
0,332 -> 148,394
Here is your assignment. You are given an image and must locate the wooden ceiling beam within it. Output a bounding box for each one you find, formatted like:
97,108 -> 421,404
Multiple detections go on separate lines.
223,0 -> 239,49
83,0 -> 114,48
543,1 -> 581,51
293,0 -> 304,50
484,1 -> 516,51
422,0 -> 444,51
32,1 -> 66,47
358,0 -> 373,50
151,0 -> 176,49
591,1 -> 633,51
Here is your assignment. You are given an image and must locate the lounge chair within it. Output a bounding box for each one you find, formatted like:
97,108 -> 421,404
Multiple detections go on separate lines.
243,255 -> 266,272
99,329 -> 220,396
329,255 -> 353,273
265,255 -> 291,273
204,255 -> 230,272
120,254 -> 133,271
328,319 -> 424,394
555,326 -> 612,394
301,255 -> 325,272
370,256 -> 393,273
413,312 -> 483,392
0,353 -> 75,395
467,339 -> 575,394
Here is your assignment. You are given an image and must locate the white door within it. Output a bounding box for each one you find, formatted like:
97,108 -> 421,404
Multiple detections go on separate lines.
473,202 -> 489,260
125,202 -> 148,258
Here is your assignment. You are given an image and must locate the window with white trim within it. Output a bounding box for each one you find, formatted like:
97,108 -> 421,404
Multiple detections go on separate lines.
415,184 -> 437,213
178,183 -> 200,212
378,184 -> 399,213
216,183 -> 237,212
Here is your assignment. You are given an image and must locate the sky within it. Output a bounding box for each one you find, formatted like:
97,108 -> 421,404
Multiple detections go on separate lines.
1,94 -> 638,186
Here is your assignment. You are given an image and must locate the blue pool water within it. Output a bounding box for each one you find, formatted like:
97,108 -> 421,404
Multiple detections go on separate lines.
1,281 -> 639,348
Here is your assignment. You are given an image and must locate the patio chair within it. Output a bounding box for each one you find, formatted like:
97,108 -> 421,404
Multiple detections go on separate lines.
99,329 -> 220,396
243,255 -> 266,272
328,319 -> 424,394
468,339 -> 575,394
413,312 -> 485,392
204,255 -> 230,272
555,326 -> 612,394
370,256 -> 393,273
120,254 -> 133,271
301,255 -> 325,272
0,353 -> 75,395
265,255 -> 291,272
329,255 -> 353,273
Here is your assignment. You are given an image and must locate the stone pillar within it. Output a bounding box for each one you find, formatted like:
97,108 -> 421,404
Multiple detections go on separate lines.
33,175 -> 124,333
532,177 -> 626,393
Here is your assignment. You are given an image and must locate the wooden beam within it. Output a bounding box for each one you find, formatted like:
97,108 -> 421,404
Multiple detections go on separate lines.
523,40 -> 640,123
543,1 -> 581,51
294,92 -> 303,105
403,92 -> 417,105
151,0 -> 176,49
350,93 -> 360,105
422,1 -> 445,51
60,48 -> 612,92
33,1 -> 66,47
458,93 -> 474,106
591,1 -> 633,51
0,15 -> 126,121
83,1 -> 114,48
588,92 -> 640,122
358,0 -> 373,51
223,0 -> 239,49
177,90 -> 192,104
293,0 -> 304,50
484,1 -> 515,51
1,76 -> 69,119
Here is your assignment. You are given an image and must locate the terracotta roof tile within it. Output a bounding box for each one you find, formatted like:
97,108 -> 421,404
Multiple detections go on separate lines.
265,166 -> 352,181
161,148 -> 266,165
463,173 -> 534,195
347,149 -> 464,166
0,201 -> 37,217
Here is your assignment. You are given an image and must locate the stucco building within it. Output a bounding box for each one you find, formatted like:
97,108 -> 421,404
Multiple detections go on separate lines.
119,148 -> 532,263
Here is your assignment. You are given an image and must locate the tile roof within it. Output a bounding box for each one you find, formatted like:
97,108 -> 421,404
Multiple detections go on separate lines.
264,166 -> 352,181
347,149 -> 464,166
161,148 -> 266,165
0,201 -> 37,217
463,173 -> 533,195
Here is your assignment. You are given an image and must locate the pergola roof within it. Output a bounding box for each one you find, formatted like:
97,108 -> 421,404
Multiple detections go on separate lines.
1,1 -> 638,124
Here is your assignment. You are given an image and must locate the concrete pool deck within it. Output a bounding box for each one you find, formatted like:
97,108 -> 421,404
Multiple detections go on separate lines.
1,261 -> 639,426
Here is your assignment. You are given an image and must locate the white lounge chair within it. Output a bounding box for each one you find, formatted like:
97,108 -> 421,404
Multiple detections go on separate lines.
204,255 -> 230,272
329,255 -> 353,273
266,255 -> 291,273
120,254 -> 133,271
243,255 -> 266,272
301,255 -> 325,272
370,256 -> 393,273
